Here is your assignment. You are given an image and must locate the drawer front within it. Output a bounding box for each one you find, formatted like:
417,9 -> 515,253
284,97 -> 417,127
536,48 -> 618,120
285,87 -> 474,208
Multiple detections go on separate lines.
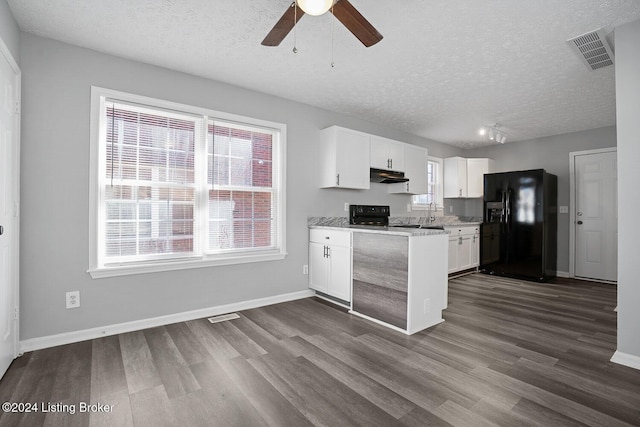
309,229 -> 351,247
446,226 -> 479,237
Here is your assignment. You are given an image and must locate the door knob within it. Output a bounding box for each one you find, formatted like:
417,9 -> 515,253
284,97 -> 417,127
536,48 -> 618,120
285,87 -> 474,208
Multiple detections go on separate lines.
577,220 -> 583,225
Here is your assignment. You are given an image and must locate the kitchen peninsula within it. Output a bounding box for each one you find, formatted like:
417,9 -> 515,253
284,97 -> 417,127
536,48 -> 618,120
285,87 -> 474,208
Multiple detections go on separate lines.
308,216 -> 448,335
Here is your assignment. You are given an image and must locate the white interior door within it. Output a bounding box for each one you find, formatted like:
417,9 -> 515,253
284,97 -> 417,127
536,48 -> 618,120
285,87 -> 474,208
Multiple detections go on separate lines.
0,42 -> 20,379
574,150 -> 617,282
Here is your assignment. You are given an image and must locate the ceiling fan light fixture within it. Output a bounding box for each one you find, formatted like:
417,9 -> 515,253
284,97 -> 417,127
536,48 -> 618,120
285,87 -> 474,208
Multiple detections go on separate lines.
296,0 -> 333,16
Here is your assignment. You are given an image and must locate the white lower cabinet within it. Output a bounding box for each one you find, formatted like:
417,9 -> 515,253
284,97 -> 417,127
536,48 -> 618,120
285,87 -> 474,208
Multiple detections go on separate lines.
309,229 -> 352,302
446,226 -> 480,274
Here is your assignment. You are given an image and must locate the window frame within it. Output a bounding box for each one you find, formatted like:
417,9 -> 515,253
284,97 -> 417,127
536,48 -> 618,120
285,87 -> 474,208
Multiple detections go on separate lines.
411,156 -> 444,211
88,87 -> 287,278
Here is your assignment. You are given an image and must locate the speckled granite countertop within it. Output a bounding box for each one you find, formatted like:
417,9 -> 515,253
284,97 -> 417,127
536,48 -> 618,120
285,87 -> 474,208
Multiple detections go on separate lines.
307,215 -> 483,237
309,223 -> 449,237
308,215 -> 481,230
442,222 -> 482,227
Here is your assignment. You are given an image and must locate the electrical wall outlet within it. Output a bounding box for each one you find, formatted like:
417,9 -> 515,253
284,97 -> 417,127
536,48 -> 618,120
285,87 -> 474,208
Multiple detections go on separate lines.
344,202 -> 349,212
407,203 -> 412,212
303,264 -> 309,275
66,291 -> 80,309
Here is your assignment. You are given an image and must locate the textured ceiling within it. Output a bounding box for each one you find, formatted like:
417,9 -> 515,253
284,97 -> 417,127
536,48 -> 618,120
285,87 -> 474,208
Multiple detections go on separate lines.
8,0 -> 640,148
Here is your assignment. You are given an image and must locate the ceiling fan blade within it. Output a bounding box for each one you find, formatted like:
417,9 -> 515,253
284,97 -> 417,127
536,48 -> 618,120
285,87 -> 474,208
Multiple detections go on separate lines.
261,2 -> 305,46
331,0 -> 383,47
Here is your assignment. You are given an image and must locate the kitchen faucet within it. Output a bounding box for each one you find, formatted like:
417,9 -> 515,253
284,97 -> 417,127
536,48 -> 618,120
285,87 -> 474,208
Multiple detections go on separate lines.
427,202 -> 436,223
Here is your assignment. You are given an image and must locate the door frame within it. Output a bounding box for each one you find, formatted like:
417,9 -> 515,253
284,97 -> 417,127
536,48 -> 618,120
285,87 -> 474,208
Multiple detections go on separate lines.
0,37 -> 21,365
568,147 -> 617,280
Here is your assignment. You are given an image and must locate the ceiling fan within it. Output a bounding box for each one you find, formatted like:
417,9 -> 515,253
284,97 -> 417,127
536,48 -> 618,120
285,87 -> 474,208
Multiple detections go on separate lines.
261,0 -> 383,48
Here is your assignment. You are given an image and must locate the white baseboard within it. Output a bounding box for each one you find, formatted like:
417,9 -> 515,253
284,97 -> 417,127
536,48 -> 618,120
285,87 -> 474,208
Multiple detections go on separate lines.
19,289 -> 314,354
556,270 -> 570,278
611,350 -> 640,371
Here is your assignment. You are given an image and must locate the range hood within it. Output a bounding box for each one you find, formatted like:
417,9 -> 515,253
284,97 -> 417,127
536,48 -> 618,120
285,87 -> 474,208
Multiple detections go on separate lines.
370,168 -> 409,184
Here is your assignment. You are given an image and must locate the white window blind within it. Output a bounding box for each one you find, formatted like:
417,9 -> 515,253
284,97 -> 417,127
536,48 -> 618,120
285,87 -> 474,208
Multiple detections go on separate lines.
103,101 -> 200,263
207,121 -> 279,253
89,88 -> 286,276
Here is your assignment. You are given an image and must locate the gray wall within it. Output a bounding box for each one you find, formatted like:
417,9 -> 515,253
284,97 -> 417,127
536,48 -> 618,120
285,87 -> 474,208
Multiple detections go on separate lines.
466,126 -> 617,273
615,19 -> 640,360
0,0 -> 19,64
18,33 -> 461,340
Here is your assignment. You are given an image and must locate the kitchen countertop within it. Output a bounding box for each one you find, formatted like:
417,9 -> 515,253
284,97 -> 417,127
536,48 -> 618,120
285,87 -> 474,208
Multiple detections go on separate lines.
307,215 -> 481,236
309,224 -> 449,237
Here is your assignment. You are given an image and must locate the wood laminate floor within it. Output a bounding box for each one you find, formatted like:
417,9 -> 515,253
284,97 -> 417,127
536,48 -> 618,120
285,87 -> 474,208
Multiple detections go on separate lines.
1,274 -> 639,426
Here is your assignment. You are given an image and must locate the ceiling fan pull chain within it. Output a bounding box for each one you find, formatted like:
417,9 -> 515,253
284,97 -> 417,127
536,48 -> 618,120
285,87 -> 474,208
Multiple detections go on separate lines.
330,2 -> 335,67
293,2 -> 298,53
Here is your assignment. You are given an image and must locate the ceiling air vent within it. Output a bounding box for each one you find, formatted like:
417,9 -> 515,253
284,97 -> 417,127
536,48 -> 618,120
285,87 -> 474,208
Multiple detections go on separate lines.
567,28 -> 614,71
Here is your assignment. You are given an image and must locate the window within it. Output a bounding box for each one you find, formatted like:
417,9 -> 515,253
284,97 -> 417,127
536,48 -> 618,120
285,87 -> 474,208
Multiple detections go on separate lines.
412,157 -> 443,210
89,87 -> 286,278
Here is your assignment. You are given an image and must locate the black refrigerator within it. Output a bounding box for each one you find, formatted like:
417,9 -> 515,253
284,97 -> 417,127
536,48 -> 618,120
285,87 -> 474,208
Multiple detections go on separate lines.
480,169 -> 557,282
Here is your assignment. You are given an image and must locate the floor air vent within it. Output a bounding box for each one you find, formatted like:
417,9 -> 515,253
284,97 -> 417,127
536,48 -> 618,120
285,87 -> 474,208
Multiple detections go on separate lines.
567,28 -> 614,71
207,313 -> 240,324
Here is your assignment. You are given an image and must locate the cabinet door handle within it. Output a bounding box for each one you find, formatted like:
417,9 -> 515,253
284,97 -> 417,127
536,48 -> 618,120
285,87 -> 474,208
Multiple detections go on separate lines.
326,246 -> 330,258
323,245 -> 327,258
406,182 -> 409,192
336,174 -> 340,186
390,158 -> 393,169
458,237 -> 463,245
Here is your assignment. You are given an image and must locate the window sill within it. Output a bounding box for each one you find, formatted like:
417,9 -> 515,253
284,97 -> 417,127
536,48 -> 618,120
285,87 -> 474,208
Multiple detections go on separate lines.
88,251 -> 287,279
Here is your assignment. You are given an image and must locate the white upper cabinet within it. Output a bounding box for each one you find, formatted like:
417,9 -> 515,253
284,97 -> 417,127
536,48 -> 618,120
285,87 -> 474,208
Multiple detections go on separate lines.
444,157 -> 468,198
466,158 -> 493,198
370,135 -> 405,171
444,157 -> 493,198
388,144 -> 428,194
319,126 -> 370,189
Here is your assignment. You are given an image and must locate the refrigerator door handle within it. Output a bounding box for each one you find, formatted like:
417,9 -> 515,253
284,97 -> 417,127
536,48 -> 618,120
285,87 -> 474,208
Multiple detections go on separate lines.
505,190 -> 512,233
500,191 -> 506,223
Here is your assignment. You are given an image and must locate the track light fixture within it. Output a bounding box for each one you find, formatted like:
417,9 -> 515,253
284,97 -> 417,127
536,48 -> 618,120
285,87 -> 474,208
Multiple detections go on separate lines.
479,124 -> 507,144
